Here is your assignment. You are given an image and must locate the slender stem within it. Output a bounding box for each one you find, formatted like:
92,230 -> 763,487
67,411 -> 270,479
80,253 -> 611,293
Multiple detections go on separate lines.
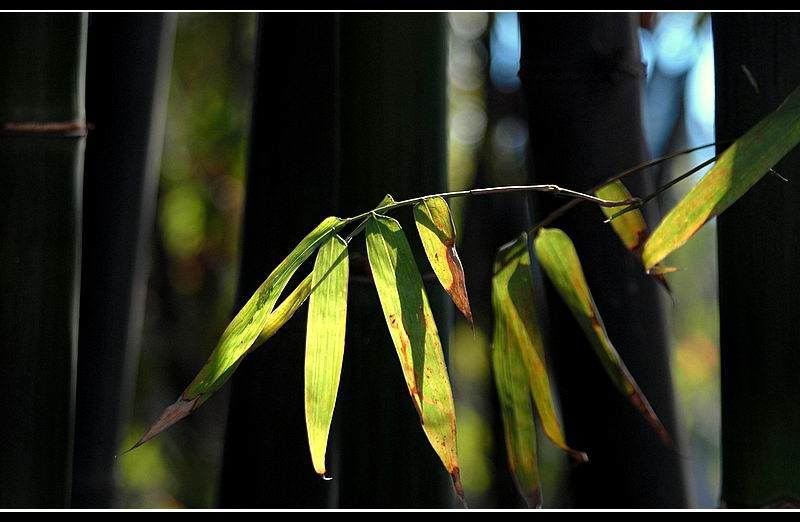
604,154 -> 720,223
337,184 -> 640,231
528,141 -> 726,234
344,216 -> 370,244
335,141 -> 729,239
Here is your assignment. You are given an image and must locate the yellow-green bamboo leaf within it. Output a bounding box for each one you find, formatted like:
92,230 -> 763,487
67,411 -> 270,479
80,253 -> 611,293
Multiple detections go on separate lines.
596,180 -> 672,291
131,216 -> 342,451
534,227 -> 671,445
305,235 -> 349,477
493,234 -> 586,463
365,213 -> 463,501
255,273 -> 313,348
596,181 -> 648,254
414,196 -> 473,324
643,85 -> 800,270
491,289 -> 541,508
377,193 -> 396,208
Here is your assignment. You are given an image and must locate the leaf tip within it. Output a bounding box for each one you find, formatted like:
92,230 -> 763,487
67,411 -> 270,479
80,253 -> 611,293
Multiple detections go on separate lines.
451,469 -> 467,507
568,449 -> 589,464
629,387 -> 673,447
524,488 -> 542,509
126,395 -> 200,454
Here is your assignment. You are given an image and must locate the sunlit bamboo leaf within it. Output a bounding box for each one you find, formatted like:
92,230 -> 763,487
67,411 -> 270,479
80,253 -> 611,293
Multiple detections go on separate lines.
491,288 -> 541,508
493,234 -> 587,465
255,273 -> 312,348
595,181 -> 648,253
643,84 -> 800,270
534,227 -> 671,445
365,213 -> 463,502
377,193 -> 396,208
414,196 -> 473,325
595,180 -> 671,290
130,216 -> 342,451
305,234 -> 349,477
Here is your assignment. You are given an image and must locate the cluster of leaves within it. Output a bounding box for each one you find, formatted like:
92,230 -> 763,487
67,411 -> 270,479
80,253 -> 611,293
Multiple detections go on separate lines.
131,84 -> 800,507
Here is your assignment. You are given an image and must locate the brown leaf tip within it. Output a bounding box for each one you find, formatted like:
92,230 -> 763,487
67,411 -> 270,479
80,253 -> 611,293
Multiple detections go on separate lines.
568,449 -> 589,464
629,390 -> 673,447
445,244 -> 473,326
122,396 -> 200,455
451,469 -> 467,507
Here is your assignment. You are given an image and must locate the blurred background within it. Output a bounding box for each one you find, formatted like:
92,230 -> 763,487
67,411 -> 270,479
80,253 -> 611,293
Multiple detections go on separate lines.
111,12 -> 722,508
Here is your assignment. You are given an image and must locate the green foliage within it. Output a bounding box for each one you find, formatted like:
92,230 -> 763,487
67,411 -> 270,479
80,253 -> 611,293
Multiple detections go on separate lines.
491,233 -> 587,508
595,180 -> 649,254
305,235 -> 349,477
130,216 -> 341,451
183,216 -> 342,400
366,213 -> 463,501
534,228 -> 671,445
492,234 -> 586,462
643,84 -> 800,270
414,196 -> 473,324
491,260 -> 541,507
133,83 -> 800,507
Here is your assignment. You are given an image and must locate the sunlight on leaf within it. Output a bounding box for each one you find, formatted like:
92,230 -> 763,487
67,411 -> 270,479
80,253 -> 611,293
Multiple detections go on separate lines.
596,181 -> 648,254
130,216 -> 342,451
596,180 -> 671,290
377,193 -> 396,208
643,84 -> 800,270
534,227 -> 671,445
491,286 -> 541,508
414,196 -> 473,325
493,233 -> 586,464
254,273 -> 312,349
366,213 -> 463,502
305,234 -> 349,477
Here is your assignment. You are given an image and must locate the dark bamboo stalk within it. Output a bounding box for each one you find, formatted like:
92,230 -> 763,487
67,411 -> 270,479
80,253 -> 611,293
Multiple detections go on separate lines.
217,13 -> 340,508
71,13 -> 176,508
0,13 -> 87,508
518,13 -> 688,507
713,13 -> 800,508
335,13 -> 454,508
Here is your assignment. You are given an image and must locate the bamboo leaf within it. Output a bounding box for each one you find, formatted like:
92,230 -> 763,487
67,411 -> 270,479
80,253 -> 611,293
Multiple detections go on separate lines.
305,234 -> 349,477
595,181 -> 648,254
365,213 -> 463,501
643,84 -> 800,270
491,289 -> 541,508
595,180 -> 672,290
534,227 -> 671,445
130,216 -> 342,451
493,234 -> 587,464
377,193 -> 396,208
414,197 -> 473,325
255,273 -> 312,348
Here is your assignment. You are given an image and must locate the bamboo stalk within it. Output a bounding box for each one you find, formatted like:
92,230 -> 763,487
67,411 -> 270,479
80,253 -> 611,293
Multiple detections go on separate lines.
0,13 -> 87,508
71,13 -> 176,508
713,13 -> 800,508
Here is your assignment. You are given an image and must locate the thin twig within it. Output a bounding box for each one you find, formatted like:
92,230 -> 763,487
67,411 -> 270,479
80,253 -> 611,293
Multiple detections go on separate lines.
337,184 -> 640,230
344,216 -> 370,244
604,154 -> 720,223
528,141 -> 727,234
335,141 -> 731,240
